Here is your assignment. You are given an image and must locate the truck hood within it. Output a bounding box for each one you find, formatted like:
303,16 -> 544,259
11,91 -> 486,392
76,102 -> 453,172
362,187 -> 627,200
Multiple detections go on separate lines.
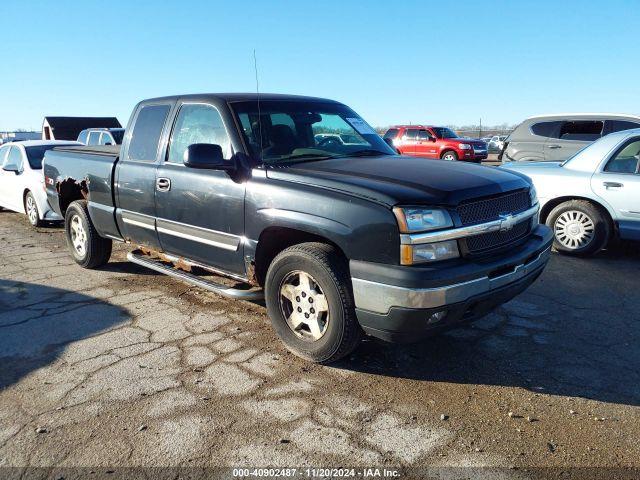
266,155 -> 530,207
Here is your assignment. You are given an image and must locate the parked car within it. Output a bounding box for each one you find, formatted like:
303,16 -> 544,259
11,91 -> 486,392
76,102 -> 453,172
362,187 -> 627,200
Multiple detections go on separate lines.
0,140 -> 80,226
77,128 -> 125,146
383,125 -> 488,162
314,133 -> 368,146
488,135 -> 508,153
502,129 -> 640,255
44,93 -> 551,363
500,114 -> 640,163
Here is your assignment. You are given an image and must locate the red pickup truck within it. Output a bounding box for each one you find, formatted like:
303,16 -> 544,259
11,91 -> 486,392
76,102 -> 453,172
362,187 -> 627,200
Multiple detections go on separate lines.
384,125 -> 488,163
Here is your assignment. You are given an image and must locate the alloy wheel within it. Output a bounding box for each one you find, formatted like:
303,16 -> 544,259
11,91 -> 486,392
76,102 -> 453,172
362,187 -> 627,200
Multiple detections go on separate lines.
70,215 -> 88,257
26,195 -> 38,225
278,270 -> 330,341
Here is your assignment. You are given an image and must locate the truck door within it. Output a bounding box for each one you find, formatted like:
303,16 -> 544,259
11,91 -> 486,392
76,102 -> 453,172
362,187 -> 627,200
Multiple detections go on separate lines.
154,102 -> 246,275
591,137 -> 640,240
115,103 -> 172,249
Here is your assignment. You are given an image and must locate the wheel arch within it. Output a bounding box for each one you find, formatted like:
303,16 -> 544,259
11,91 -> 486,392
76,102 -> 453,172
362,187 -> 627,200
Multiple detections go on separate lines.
253,226 -> 348,287
540,196 -> 616,234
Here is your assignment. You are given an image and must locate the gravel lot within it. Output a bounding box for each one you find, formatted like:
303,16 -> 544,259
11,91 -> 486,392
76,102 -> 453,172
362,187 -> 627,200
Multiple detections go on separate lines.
1,210 -> 639,478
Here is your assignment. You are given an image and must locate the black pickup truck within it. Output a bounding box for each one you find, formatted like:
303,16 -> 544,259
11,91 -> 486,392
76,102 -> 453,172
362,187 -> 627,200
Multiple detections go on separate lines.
44,93 -> 553,363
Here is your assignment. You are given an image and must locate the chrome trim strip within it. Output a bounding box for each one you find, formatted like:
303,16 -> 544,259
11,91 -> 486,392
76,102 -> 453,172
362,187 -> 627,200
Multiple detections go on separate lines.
156,218 -> 239,251
123,217 -> 156,230
351,246 -> 551,314
401,205 -> 539,244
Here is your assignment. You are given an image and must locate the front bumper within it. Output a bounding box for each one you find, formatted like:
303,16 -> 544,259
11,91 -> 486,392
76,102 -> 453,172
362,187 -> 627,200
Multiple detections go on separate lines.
350,225 -> 553,342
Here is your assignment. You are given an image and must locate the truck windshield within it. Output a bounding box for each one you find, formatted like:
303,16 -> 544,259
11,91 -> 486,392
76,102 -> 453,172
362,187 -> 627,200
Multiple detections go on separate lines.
431,127 -> 459,139
26,144 -> 76,169
231,100 -> 396,164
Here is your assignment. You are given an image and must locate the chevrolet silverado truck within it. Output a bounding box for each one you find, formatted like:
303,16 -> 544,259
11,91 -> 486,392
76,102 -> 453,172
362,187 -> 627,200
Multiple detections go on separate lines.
44,93 -> 552,363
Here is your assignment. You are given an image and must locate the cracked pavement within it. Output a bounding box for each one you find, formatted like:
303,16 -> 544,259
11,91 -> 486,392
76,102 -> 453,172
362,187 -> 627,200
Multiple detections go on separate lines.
0,211 -> 639,477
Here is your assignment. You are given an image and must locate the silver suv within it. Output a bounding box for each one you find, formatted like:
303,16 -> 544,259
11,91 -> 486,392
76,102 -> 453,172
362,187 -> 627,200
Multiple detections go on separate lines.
499,114 -> 640,163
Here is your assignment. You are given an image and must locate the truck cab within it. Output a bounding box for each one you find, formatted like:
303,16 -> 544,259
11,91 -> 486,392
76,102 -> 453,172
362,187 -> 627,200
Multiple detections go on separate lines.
44,93 -> 552,363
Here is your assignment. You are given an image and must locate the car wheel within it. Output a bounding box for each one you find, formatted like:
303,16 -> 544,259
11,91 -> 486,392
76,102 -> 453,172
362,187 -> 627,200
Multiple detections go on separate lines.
24,191 -> 42,227
265,242 -> 363,364
441,150 -> 458,161
65,200 -> 112,268
546,200 -> 610,256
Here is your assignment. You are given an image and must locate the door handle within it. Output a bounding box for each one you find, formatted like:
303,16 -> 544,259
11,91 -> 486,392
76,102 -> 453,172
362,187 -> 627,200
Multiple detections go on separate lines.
547,144 -> 561,149
156,177 -> 171,191
603,181 -> 623,188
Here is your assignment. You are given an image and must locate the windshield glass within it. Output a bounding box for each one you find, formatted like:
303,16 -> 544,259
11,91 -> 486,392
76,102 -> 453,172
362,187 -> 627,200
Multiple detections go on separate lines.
431,127 -> 459,139
231,100 -> 395,164
110,129 -> 125,144
25,144 -> 76,169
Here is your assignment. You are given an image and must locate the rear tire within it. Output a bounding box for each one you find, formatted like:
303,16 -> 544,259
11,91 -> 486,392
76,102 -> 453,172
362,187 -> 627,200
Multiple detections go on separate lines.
546,200 -> 610,256
265,242 -> 363,364
441,150 -> 458,161
25,191 -> 42,227
64,200 -> 112,268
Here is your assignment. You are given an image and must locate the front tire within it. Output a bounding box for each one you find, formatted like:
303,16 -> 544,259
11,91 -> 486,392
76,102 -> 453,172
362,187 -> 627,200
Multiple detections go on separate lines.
64,200 -> 112,268
441,150 -> 458,161
546,200 -> 610,256
25,191 -> 42,227
264,242 -> 362,364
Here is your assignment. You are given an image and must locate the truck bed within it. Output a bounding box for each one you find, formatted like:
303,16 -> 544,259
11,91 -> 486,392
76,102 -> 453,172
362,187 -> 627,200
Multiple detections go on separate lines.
43,145 -> 122,240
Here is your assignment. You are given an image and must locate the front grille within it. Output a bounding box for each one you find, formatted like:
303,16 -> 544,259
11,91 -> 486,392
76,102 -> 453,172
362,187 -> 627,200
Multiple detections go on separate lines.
466,220 -> 531,253
457,190 -> 530,226
457,190 -> 532,255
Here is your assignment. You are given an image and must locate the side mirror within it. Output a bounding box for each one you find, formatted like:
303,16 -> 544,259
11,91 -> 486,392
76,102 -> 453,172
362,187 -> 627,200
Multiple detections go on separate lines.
3,164 -> 20,174
183,143 -> 233,170
429,136 -> 437,142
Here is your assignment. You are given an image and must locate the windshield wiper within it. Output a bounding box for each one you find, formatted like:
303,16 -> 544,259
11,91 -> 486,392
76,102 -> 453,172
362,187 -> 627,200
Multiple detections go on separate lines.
266,153 -> 339,165
343,149 -> 390,157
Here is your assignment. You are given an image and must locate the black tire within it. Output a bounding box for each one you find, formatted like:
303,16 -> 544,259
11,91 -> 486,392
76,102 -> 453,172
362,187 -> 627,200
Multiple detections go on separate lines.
24,191 -> 43,227
64,200 -> 112,268
546,200 -> 610,256
441,150 -> 458,161
264,242 -> 363,364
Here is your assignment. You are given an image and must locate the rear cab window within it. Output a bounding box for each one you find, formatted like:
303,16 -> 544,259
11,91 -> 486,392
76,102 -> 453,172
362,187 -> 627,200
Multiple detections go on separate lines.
87,131 -> 101,145
127,104 -> 171,161
558,121 -> 603,141
78,130 -> 89,144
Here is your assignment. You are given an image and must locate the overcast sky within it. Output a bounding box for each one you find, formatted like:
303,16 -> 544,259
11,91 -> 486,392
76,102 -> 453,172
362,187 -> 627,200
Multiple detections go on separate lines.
1,0 -> 639,131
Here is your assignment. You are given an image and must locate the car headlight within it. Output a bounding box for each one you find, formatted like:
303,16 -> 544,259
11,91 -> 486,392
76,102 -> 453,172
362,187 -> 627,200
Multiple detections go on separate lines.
458,143 -> 472,150
400,240 -> 459,265
529,185 -> 538,206
393,207 -> 453,233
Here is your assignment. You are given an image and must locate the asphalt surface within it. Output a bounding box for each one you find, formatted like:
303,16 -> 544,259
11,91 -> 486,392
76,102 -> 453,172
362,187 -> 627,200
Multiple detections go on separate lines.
0,210 -> 639,478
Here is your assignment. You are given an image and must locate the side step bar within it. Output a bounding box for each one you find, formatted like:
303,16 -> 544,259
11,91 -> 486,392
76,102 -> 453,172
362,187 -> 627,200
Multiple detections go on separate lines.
127,251 -> 264,301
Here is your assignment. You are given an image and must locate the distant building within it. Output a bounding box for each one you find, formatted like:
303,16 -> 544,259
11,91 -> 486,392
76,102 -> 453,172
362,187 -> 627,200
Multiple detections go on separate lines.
42,117 -> 121,141
0,131 -> 41,144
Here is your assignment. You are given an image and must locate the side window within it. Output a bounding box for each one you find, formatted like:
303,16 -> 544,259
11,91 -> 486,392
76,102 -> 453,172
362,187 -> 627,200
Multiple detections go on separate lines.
100,133 -> 113,145
383,128 -> 399,140
604,139 -> 640,174
87,131 -> 101,145
6,147 -> 24,171
167,104 -> 231,164
608,120 -> 640,134
530,121 -> 562,138
127,104 -> 171,162
417,130 -> 431,140
77,130 -> 89,144
404,128 -> 419,140
558,121 -> 603,141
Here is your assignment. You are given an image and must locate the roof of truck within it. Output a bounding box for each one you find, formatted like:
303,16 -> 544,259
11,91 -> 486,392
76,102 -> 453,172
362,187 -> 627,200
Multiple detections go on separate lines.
141,93 -> 343,104
2,140 -> 81,148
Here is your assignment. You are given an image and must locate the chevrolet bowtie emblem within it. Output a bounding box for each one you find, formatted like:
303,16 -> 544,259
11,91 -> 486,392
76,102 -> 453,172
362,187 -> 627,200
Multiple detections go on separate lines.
498,213 -> 516,231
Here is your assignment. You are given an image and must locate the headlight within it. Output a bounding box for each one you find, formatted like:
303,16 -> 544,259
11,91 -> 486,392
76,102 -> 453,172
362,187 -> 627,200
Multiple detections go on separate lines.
529,185 -> 538,206
400,240 -> 459,265
458,143 -> 472,150
393,207 -> 453,233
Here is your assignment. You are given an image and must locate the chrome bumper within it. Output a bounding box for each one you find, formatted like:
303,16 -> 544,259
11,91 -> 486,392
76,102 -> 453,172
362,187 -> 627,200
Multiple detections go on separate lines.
351,246 -> 551,315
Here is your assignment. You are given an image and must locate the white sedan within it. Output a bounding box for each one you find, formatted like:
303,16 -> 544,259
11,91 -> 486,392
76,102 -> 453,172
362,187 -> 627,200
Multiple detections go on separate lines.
502,129 -> 640,256
0,140 -> 80,227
